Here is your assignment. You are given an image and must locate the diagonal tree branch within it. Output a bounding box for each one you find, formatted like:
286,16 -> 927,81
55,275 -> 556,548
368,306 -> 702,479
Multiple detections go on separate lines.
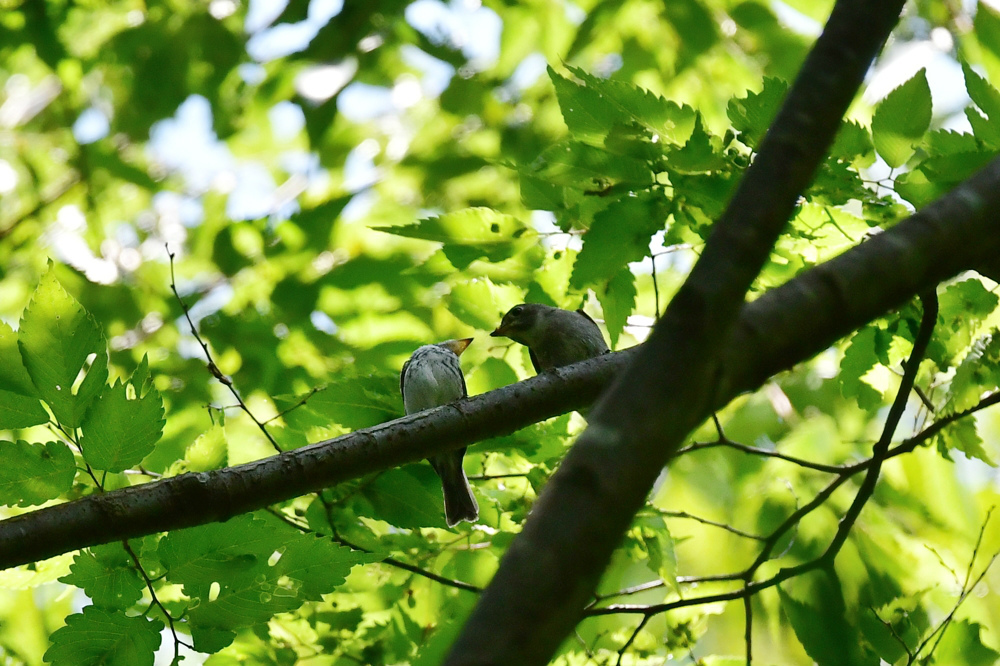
444,0 -> 907,662
1,156 -> 999,573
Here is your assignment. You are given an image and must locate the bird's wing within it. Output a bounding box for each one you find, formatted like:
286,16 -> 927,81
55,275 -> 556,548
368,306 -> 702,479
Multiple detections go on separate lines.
456,356 -> 469,398
399,358 -> 410,401
528,348 -> 542,374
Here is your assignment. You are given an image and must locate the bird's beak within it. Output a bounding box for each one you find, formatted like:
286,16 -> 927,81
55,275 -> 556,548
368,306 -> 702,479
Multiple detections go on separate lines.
490,324 -> 506,338
444,338 -> 473,356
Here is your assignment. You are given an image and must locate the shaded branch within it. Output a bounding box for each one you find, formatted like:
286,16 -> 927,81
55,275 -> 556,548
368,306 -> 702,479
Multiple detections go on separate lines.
1,150 -> 999,572
446,0 -> 908,662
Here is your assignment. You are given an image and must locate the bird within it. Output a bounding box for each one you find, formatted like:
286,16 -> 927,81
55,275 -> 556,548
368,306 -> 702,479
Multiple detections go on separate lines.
491,303 -> 610,373
400,338 -> 478,527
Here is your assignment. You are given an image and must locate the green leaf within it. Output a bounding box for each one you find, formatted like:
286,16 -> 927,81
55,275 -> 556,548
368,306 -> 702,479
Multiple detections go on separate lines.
571,193 -> 666,288
963,62 -> 1000,122
185,566 -> 301,652
830,120 -> 874,161
448,278 -> 521,331
0,440 -> 76,507
548,66 -> 697,145
277,372 -> 402,433
839,327 -> 885,411
531,140 -> 652,189
778,570 -> 877,666
975,3 -> 1000,62
60,545 -> 144,610
158,514 -> 279,599
637,516 -> 679,592
80,356 -> 165,472
596,269 -> 637,348
727,77 -> 789,149
44,606 -> 162,666
275,535 -> 375,601
949,333 -> 1000,412
663,0 -> 718,70
934,418 -> 995,465
184,423 -> 228,472
357,465 -> 449,529
375,208 -> 532,269
933,620 -> 1000,666
871,69 -> 932,168
668,114 -> 725,173
17,264 -> 108,428
0,321 -> 47,428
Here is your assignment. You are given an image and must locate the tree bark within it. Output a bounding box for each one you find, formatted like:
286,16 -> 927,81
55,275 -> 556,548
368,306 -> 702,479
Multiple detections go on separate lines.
444,0 -> 908,663
0,158 -> 997,571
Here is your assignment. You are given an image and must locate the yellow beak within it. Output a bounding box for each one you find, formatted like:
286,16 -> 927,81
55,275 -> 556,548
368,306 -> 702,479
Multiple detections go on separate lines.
442,338 -> 473,356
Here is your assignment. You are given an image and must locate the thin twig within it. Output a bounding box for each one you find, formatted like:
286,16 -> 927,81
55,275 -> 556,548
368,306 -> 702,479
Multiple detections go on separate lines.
167,247 -> 282,454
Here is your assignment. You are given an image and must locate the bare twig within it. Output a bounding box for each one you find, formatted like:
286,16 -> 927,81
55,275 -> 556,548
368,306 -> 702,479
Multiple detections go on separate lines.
167,247 -> 282,454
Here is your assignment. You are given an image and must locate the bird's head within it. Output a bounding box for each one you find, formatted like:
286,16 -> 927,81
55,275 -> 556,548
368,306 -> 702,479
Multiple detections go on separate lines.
436,338 -> 473,356
491,303 -> 548,345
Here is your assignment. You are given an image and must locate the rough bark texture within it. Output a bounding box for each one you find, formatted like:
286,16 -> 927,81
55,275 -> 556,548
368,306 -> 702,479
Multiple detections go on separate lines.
0,159 -> 998,571
444,0 -> 907,663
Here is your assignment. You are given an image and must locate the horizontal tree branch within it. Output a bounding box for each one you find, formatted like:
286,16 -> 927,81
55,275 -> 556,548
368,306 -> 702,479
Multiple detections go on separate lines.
1,156 -> 999,572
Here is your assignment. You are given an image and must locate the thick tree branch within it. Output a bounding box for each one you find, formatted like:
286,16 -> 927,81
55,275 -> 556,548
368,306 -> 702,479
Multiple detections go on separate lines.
445,0 -> 906,662
1,154 -> 998,574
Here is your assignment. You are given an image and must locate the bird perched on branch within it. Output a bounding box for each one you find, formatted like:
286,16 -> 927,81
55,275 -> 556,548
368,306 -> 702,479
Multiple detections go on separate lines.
491,303 -> 610,373
400,338 -> 478,527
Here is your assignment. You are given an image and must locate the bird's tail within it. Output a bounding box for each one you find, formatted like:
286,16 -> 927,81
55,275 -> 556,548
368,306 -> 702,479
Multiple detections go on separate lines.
431,451 -> 479,527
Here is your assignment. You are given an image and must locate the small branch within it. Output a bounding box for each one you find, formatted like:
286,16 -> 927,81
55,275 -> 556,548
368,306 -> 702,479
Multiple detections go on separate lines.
167,248 -> 282,454
917,507 -> 999,662
264,506 -> 483,595
616,615 -> 651,666
659,510 -> 765,541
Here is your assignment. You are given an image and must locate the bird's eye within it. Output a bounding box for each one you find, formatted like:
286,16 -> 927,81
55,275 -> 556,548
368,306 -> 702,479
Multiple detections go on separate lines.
511,305 -> 523,316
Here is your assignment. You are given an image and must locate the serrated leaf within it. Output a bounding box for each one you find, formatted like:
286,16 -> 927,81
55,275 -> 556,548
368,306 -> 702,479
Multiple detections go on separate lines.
375,208 -> 532,269
668,114 -> 725,173
159,514 -> 279,599
80,357 -> 165,472
964,62 -> 1000,121
830,120 -> 874,161
44,606 -> 162,666
949,334 -> 1000,411
548,66 -> 697,145
17,264 -> 108,428
933,620 -> 1000,666
871,69 -> 932,168
60,545 -> 144,609
571,193 -> 666,288
276,535 -> 376,601
357,465 -> 449,529
596,269 -> 636,348
935,417 -> 995,465
185,566 -> 300,652
0,440 -> 76,507
727,77 -> 789,149
276,372 -> 402,433
0,321 -> 47,428
531,140 -> 652,189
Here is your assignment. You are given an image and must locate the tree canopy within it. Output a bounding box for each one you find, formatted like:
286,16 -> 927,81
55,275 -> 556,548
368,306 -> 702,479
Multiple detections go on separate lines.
1,0 -> 1000,664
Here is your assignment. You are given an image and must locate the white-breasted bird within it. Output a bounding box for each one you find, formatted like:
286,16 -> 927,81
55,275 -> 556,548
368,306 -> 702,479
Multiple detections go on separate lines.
491,304 -> 609,373
400,338 -> 478,527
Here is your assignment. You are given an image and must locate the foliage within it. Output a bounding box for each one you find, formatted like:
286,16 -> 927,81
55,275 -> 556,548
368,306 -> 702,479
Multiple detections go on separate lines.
1,0 -> 999,665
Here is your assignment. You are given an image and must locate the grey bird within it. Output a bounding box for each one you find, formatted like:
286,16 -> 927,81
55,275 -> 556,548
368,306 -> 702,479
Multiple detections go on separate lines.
400,338 -> 478,527
491,303 -> 610,373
